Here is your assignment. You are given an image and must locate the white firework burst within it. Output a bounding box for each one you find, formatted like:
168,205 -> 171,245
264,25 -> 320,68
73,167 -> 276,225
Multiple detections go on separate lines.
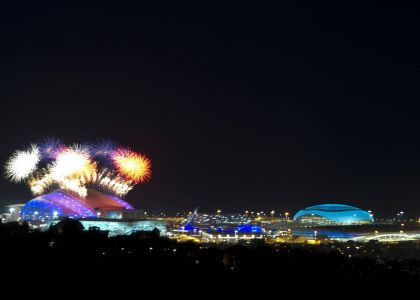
5,145 -> 40,182
49,144 -> 91,179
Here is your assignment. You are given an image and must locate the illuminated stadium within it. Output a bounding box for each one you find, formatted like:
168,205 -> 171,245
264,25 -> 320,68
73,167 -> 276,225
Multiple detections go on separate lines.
20,189 -> 135,221
294,204 -> 374,226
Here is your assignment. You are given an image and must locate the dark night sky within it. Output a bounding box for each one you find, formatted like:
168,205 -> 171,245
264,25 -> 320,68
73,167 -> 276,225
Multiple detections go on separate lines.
0,2 -> 419,217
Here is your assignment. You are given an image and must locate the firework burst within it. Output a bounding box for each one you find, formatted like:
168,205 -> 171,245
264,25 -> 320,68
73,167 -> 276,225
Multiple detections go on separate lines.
39,137 -> 64,160
50,144 -> 91,179
5,144 -> 40,182
29,168 -> 55,195
4,139 -> 151,198
90,141 -> 117,158
112,148 -> 151,183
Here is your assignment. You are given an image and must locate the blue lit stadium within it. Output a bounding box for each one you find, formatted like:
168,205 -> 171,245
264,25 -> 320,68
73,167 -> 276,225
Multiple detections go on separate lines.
20,189 -> 134,221
294,204 -> 374,226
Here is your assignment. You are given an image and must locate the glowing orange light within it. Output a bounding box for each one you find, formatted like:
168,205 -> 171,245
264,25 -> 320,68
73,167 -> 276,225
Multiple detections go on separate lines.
112,149 -> 151,183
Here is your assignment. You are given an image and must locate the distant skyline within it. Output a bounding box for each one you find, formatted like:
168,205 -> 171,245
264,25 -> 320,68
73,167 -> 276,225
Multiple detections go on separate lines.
1,3 -> 420,217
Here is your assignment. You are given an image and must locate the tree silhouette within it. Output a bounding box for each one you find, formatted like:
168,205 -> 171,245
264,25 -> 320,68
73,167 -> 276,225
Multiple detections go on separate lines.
52,218 -> 84,234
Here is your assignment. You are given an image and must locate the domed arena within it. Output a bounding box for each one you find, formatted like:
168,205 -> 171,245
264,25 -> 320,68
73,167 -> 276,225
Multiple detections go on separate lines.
294,204 -> 374,226
20,189 -> 134,221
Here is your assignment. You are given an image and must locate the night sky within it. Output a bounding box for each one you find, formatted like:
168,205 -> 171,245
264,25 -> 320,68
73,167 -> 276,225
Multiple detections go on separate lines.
1,2 -> 419,217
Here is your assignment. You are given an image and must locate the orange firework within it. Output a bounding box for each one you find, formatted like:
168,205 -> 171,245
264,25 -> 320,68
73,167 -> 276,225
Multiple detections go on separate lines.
111,148 -> 151,183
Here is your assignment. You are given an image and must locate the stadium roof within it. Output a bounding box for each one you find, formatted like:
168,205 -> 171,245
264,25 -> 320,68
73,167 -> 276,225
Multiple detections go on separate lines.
20,189 -> 134,220
294,204 -> 374,224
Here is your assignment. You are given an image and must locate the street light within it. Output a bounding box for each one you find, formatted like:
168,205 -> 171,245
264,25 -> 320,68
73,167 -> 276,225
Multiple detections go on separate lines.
9,207 -> 15,221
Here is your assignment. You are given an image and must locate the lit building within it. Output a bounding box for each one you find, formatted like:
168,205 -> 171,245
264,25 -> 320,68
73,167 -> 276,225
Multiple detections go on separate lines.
200,224 -> 264,243
201,231 -> 263,243
15,188 -> 165,236
46,218 -> 167,237
19,189 -> 135,221
294,204 -> 374,226
179,210 -> 251,233
188,213 -> 251,228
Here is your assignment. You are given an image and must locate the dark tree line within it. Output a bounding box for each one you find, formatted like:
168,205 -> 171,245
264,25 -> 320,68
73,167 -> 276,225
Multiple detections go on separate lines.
1,219 -> 418,287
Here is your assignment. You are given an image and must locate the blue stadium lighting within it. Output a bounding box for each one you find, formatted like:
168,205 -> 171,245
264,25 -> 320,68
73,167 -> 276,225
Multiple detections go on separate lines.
294,204 -> 374,225
236,224 -> 263,233
182,223 -> 197,231
20,189 -> 134,221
